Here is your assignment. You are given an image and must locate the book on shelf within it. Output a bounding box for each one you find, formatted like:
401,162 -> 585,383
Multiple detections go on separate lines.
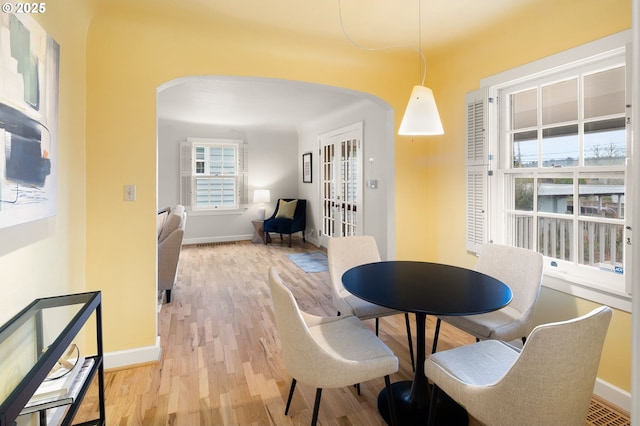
22,358 -> 95,414
31,356 -> 85,402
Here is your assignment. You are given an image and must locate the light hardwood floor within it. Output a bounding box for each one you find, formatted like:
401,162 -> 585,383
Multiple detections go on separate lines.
75,239 -> 628,426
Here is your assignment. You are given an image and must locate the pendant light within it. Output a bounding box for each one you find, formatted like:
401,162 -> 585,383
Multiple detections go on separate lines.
398,0 -> 444,136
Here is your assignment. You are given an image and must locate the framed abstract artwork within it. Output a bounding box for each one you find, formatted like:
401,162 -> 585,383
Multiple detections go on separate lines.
302,152 -> 312,183
0,13 -> 59,228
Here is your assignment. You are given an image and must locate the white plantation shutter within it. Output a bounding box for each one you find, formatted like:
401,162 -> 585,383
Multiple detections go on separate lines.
466,165 -> 488,252
467,99 -> 485,163
237,142 -> 249,207
465,88 -> 490,253
180,141 -> 193,207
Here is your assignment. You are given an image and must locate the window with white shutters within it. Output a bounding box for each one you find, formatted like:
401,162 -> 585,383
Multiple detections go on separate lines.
466,31 -> 633,302
180,138 -> 248,211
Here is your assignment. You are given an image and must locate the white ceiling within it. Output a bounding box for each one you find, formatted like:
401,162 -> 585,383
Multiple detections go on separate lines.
150,0 -> 540,129
157,77 -> 372,129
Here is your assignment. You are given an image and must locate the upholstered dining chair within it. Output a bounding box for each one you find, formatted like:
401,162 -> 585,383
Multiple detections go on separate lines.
431,243 -> 543,353
268,267 -> 398,426
425,306 -> 612,426
327,236 -> 415,371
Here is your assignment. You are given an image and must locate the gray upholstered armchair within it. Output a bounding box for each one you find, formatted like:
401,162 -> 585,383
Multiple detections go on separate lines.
157,205 -> 187,303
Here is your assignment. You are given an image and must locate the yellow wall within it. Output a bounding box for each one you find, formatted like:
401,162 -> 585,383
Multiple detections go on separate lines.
85,8 -> 417,352
410,0 -> 632,392
0,6 -> 93,322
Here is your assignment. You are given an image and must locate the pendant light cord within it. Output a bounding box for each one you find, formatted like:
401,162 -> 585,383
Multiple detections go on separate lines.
418,0 -> 425,85
337,0 -> 427,86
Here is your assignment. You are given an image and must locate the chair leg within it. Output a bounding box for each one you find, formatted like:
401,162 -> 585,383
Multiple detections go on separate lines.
165,289 -> 172,303
311,388 -> 322,426
427,384 -> 440,426
431,318 -> 442,354
404,313 -> 415,371
355,383 -> 361,395
522,336 -> 527,345
265,231 -> 271,244
384,375 -> 398,426
285,378 -> 297,415
376,315 -> 414,371
289,233 -> 292,247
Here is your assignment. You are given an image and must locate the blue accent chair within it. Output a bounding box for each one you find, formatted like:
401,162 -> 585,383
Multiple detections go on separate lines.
264,199 -> 307,247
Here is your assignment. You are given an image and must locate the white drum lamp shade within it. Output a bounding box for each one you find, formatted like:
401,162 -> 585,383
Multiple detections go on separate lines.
253,189 -> 271,220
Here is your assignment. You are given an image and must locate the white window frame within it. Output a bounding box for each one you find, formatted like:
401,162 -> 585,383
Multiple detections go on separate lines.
180,138 -> 248,213
469,30 -> 632,311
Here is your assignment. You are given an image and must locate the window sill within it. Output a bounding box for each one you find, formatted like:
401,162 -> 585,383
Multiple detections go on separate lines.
187,208 -> 246,216
542,273 -> 631,312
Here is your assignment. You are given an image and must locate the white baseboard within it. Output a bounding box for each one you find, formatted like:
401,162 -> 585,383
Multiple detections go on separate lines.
103,337 -> 162,370
183,235 -> 251,245
594,377 -> 631,413
305,233 -> 321,248
183,234 -> 319,247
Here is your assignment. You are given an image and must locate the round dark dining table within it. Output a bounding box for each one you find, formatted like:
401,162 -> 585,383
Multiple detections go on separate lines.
342,260 -> 512,425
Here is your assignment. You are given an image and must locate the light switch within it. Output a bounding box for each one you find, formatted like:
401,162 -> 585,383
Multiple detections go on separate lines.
124,185 -> 136,201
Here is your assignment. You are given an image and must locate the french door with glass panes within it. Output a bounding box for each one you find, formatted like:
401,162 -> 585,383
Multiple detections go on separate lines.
319,123 -> 363,247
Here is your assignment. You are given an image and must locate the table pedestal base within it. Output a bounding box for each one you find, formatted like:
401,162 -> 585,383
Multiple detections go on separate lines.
377,381 -> 468,426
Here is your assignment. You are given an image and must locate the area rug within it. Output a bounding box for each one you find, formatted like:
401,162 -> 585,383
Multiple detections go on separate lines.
286,252 -> 328,273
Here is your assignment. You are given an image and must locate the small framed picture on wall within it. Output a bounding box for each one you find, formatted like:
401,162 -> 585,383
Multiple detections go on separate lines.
302,152 -> 312,183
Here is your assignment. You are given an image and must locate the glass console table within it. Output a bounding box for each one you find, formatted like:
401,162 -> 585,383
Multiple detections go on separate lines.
0,292 -> 105,426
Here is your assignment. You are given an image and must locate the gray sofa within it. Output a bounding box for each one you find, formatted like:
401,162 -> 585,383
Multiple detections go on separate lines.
157,205 -> 187,303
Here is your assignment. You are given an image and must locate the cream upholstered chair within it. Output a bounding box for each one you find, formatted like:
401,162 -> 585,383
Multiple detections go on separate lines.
328,236 -> 415,370
425,306 -> 612,426
431,243 -> 543,353
268,267 -> 398,426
